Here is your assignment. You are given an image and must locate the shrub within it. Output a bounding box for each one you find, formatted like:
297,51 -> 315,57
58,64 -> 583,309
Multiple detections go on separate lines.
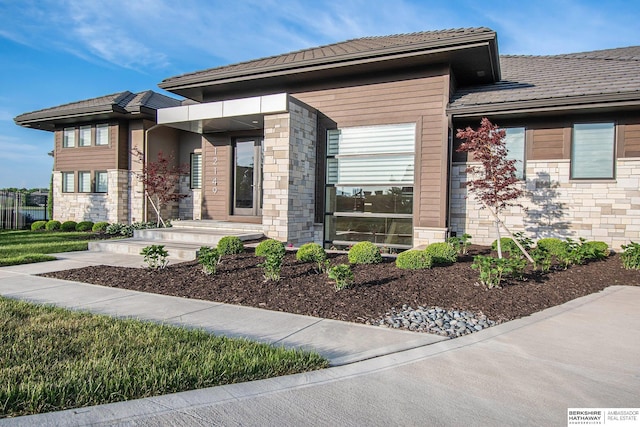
395,250 -> 433,270
197,246 -> 220,275
296,242 -> 327,272
424,242 -> 457,265
536,238 -> 566,257
327,264 -> 354,291
621,242 -> 640,270
30,221 -> 47,231
61,221 -> 78,232
45,220 -> 61,231
491,237 -> 519,255
471,255 -> 513,289
530,246 -> 552,273
255,239 -> 286,282
76,221 -> 94,232
447,233 -> 472,255
582,241 -> 610,261
105,221 -> 157,237
217,236 -> 244,255
348,241 -> 382,265
92,222 -> 110,232
140,245 -> 169,270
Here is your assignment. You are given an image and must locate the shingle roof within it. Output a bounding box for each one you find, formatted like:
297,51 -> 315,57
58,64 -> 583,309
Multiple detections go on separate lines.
14,91 -> 181,127
160,27 -> 495,89
449,46 -> 640,114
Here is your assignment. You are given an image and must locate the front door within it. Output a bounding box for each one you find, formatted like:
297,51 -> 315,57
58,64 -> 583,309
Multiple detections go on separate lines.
233,139 -> 263,216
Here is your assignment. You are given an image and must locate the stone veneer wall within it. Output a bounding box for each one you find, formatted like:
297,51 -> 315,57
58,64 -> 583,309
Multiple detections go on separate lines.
52,170 -> 128,223
178,176 -> 201,220
413,227 -> 449,247
450,159 -> 640,249
262,100 -> 317,245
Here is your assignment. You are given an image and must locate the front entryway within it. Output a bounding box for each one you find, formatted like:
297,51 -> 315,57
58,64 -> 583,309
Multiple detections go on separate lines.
233,138 -> 263,216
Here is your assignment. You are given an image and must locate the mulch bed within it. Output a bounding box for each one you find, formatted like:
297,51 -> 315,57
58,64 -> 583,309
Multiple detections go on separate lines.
40,246 -> 640,326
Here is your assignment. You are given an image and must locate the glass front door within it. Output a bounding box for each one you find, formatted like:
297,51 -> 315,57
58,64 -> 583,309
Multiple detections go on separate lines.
234,139 -> 263,216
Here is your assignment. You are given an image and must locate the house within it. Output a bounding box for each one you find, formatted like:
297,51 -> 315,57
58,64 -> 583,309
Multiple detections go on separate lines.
14,28 -> 640,250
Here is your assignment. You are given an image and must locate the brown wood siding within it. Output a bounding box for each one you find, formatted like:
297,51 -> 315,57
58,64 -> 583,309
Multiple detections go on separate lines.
530,126 -> 566,160
201,135 -> 231,220
293,68 -> 450,229
54,123 -> 118,172
117,122 -> 129,169
622,122 -> 640,157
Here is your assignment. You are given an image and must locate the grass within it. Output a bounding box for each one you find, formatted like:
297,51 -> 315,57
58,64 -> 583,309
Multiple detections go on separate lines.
0,297 -> 328,418
0,230 -> 97,266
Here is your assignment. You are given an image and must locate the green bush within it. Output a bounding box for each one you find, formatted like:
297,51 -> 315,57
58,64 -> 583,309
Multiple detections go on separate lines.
582,241 -> 610,261
255,239 -> 286,282
296,242 -> 327,272
471,255 -> 512,289
30,221 -> 47,231
447,233 -> 472,255
76,221 -> 94,232
536,238 -> 566,257
45,220 -> 61,231
348,241 -> 382,265
424,242 -> 457,265
530,246 -> 552,273
217,236 -> 245,255
327,264 -> 354,291
395,250 -> 433,270
92,222 -> 110,232
140,245 -> 169,270
491,237 -> 519,255
621,242 -> 640,270
61,221 -> 78,232
197,246 -> 220,275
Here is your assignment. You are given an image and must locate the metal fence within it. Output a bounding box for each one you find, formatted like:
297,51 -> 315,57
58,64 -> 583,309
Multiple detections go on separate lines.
0,191 -> 49,230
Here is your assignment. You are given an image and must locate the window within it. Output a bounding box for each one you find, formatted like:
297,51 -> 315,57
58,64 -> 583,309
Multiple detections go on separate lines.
79,125 -> 92,147
571,123 -> 615,179
190,153 -> 202,189
62,172 -> 74,192
78,171 -> 91,192
325,123 -> 416,249
504,127 -> 525,180
95,171 -> 108,193
96,124 -> 109,146
63,128 -> 75,148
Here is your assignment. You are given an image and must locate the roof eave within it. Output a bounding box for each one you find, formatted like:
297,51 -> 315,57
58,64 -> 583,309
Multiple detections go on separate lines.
159,31 -> 499,92
14,105 -> 129,130
447,92 -> 640,118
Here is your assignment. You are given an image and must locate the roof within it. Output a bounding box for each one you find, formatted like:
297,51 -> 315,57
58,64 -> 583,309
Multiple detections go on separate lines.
449,46 -> 640,117
14,90 -> 181,131
159,28 -> 500,100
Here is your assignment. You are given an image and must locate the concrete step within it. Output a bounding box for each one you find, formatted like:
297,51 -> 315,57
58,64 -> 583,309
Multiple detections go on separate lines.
134,228 -> 263,245
172,220 -> 263,233
89,239 -> 203,261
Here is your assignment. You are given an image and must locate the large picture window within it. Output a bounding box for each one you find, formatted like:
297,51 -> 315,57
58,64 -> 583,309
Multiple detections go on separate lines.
325,123 -> 415,250
571,123 -> 615,179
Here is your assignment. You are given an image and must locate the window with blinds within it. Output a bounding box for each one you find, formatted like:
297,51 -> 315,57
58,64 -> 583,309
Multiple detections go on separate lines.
504,127 -> 525,180
571,123 -> 615,179
63,128 -> 75,148
79,126 -> 91,147
191,153 -> 202,189
62,172 -> 74,193
78,171 -> 91,192
95,171 -> 108,193
96,124 -> 109,146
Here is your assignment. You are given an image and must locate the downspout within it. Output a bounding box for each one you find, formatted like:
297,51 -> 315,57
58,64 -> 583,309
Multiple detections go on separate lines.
143,124 -> 161,223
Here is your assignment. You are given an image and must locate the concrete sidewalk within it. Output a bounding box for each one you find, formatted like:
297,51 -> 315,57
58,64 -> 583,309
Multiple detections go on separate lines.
1,253 -> 639,426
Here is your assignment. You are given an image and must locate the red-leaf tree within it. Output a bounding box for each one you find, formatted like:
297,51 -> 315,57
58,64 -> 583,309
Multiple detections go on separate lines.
456,118 -> 530,260
132,149 -> 189,227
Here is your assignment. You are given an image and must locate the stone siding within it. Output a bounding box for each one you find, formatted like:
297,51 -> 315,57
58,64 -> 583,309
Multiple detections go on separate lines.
262,99 -> 317,245
413,226 -> 449,247
178,176 -> 201,220
52,170 -> 128,223
450,159 -> 640,249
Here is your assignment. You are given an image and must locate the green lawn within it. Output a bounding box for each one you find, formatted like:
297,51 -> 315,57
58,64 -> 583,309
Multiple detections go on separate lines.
0,297 -> 328,418
0,230 -> 98,266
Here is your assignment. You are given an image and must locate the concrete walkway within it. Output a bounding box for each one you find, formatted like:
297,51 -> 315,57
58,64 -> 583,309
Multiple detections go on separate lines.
1,252 -> 639,426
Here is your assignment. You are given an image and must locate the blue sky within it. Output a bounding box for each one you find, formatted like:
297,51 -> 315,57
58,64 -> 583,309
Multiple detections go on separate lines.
1,0 -> 639,188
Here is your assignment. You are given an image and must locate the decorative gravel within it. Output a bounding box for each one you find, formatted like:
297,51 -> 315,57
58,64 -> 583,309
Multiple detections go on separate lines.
371,304 -> 498,338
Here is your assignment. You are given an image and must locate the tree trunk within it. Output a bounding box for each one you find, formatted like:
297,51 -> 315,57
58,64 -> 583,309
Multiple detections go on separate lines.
495,220 -> 503,259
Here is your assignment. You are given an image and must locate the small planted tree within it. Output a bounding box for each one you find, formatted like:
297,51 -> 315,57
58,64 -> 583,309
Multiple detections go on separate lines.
132,149 -> 189,227
456,118 -> 532,261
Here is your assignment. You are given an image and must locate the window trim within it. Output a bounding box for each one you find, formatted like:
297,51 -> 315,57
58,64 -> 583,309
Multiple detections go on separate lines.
95,171 -> 108,193
570,122 -> 616,180
62,172 -> 75,193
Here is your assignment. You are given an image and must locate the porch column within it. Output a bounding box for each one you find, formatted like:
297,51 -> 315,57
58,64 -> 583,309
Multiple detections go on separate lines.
263,100 -> 317,245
